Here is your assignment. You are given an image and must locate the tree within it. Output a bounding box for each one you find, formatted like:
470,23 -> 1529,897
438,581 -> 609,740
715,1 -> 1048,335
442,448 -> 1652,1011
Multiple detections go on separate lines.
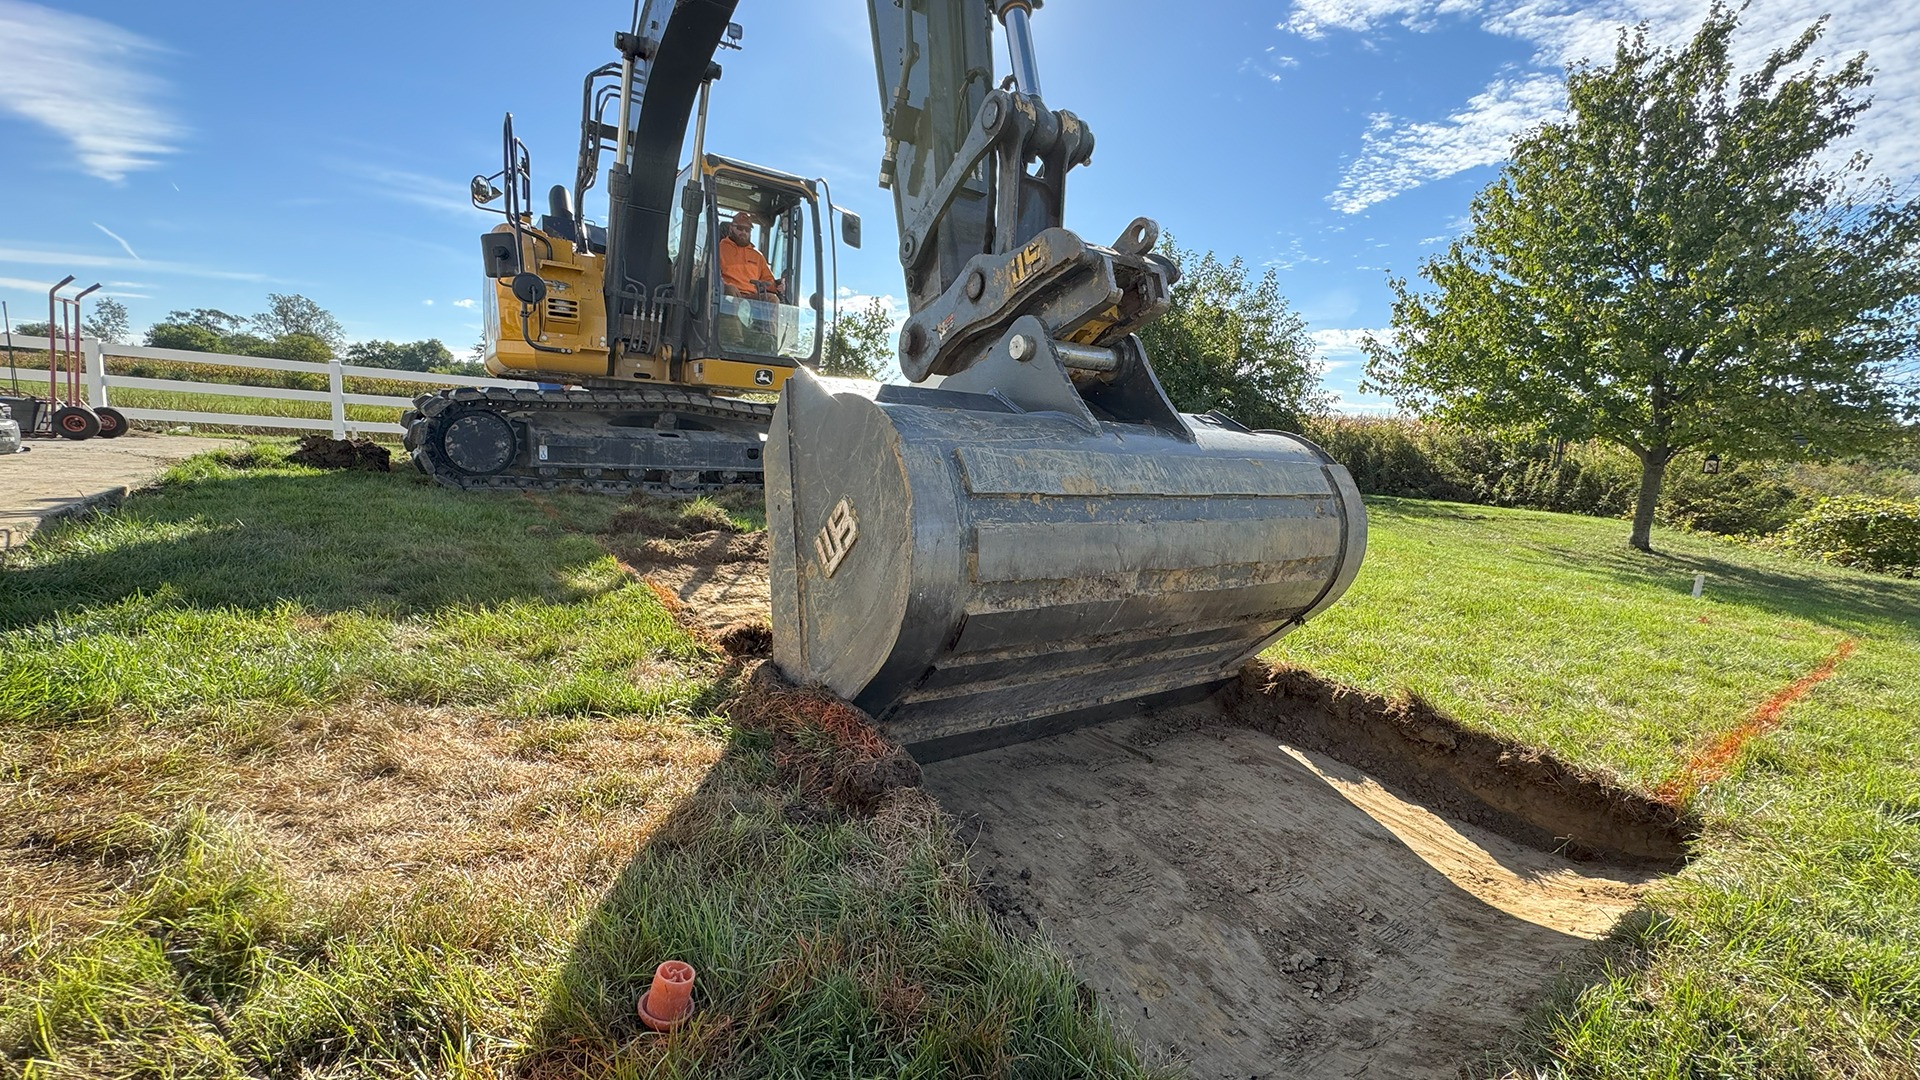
1138,238 -> 1329,431
344,338 -> 454,372
83,298 -> 130,343
251,293 -> 345,349
821,296 -> 896,379
1364,6 -> 1920,550
10,320 -> 51,339
256,333 -> 334,365
145,322 -> 227,352
164,308 -> 247,336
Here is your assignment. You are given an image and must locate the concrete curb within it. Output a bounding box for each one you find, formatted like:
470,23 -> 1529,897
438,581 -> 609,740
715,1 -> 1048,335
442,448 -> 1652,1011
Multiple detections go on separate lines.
2,485 -> 133,551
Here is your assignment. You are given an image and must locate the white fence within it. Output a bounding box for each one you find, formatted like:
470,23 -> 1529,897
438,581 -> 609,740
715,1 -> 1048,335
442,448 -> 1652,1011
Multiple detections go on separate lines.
2,335 -> 520,437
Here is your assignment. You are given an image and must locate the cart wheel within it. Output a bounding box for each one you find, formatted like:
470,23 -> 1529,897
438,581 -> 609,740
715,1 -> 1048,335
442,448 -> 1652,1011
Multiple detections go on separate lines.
54,406 -> 100,440
93,407 -> 128,439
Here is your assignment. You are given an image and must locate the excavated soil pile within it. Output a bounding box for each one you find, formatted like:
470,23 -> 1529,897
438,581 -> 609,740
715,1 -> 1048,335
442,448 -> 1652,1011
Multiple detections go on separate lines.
287,435 -> 391,472
607,518 -> 1684,1078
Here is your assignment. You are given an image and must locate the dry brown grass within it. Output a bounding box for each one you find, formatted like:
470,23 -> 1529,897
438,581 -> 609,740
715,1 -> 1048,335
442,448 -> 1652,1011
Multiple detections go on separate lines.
0,698 -> 729,953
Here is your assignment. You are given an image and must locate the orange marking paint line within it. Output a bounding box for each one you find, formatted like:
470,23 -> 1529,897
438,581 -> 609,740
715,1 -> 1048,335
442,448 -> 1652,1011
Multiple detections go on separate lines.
1657,638 -> 1856,805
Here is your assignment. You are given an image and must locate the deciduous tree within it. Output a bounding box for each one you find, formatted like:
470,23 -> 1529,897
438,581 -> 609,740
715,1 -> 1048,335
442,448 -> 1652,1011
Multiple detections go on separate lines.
1140,238 -> 1328,432
83,298 -> 130,344
251,294 -> 345,349
345,338 -> 455,372
822,296 -> 896,380
1364,6 -> 1920,550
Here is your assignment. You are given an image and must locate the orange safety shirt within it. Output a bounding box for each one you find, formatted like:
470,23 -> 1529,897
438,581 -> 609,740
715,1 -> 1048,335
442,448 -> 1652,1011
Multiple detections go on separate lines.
719,236 -> 775,295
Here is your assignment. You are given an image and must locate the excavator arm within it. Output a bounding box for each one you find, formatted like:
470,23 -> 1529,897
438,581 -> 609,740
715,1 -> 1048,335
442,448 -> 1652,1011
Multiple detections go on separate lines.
865,0 -> 1174,385
767,0 -> 1369,757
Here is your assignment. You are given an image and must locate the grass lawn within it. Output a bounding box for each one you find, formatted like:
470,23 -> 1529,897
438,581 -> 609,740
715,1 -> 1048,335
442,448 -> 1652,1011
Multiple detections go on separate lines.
1278,498 -> 1920,1076
1,444 -> 1914,1076
0,443 -> 1165,1078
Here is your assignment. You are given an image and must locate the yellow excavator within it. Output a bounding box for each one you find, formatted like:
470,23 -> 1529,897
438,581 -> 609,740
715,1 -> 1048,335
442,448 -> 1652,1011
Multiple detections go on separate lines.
404,2 -> 858,494
425,0 -> 1369,757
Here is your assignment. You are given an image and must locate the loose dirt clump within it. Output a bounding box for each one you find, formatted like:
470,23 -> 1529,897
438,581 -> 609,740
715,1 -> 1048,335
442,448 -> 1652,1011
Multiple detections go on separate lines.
729,662 -> 922,819
714,620 -> 773,658
288,434 -> 392,472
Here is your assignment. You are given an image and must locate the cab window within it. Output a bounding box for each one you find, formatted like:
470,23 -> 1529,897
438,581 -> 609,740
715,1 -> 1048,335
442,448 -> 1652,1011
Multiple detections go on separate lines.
711,174 -> 818,363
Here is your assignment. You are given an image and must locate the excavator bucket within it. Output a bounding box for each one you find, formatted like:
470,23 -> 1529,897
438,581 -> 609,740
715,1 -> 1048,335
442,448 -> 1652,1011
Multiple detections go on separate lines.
767,343 -> 1366,760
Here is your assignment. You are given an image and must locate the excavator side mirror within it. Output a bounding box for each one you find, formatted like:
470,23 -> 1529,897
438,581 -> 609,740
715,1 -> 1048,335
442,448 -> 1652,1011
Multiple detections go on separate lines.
837,208 -> 862,249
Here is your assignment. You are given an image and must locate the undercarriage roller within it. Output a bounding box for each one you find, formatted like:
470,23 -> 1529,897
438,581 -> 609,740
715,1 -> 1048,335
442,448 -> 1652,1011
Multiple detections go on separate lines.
767,367 -> 1367,760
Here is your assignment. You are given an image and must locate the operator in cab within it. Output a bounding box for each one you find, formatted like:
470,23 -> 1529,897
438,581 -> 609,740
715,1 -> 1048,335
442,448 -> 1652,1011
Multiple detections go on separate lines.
719,212 -> 783,301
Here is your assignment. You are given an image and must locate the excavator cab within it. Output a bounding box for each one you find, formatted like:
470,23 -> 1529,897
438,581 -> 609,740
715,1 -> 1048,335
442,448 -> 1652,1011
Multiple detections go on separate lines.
669,156 -> 827,374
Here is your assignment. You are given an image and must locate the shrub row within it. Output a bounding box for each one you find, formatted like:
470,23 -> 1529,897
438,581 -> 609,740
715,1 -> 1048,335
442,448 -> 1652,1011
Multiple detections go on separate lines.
1296,416 -> 1918,546
1773,497 -> 1920,577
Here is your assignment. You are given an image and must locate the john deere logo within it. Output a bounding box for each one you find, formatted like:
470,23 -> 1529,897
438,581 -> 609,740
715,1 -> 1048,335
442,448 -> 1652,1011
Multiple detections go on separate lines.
754,368 -> 774,386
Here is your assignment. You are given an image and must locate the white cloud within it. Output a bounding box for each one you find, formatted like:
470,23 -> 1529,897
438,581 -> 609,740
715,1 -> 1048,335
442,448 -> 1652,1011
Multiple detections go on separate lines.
1311,327 -> 1385,353
1331,74 -> 1567,213
333,160 -> 475,218
0,244 -> 273,283
1309,326 -> 1387,375
422,299 -> 435,306
1264,235 -> 1330,271
92,222 -> 141,260
1294,0 -> 1920,211
0,1 -> 182,182
1327,395 -> 1403,415
451,298 -> 477,310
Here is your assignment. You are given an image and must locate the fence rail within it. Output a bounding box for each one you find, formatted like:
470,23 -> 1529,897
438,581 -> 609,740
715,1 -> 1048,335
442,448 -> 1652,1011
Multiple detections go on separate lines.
1,334 -> 520,436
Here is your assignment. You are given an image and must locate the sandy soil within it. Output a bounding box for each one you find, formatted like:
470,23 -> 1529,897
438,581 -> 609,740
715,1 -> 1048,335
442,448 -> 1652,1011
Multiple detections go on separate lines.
926,714 -> 1657,1079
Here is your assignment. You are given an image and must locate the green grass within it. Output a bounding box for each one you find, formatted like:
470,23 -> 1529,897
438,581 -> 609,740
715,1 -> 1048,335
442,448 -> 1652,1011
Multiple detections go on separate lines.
0,442 -> 1168,1078
1277,498 -> 1920,1076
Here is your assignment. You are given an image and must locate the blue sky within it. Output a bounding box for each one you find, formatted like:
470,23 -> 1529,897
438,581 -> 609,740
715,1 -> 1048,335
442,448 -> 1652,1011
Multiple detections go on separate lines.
2,0 -> 1914,412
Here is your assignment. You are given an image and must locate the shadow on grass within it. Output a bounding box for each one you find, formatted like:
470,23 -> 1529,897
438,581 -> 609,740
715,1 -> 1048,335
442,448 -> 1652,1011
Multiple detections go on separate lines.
1363,494 -> 1920,636
0,466 -> 619,630
1514,538 -> 1920,637
513,671 -> 1172,1079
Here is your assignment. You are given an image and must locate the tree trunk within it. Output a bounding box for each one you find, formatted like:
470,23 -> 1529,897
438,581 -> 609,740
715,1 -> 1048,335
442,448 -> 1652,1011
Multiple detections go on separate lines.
1629,448 -> 1670,552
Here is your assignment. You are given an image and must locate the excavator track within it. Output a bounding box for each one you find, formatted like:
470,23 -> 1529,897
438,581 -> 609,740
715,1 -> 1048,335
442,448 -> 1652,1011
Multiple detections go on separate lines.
403,385 -> 774,497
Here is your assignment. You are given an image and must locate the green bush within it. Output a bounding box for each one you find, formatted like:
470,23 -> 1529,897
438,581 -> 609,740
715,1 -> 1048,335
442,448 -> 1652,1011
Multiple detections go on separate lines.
1775,497 -> 1920,577
1298,416 -> 1914,539
1298,417 -> 1637,518
1658,460 -> 1807,536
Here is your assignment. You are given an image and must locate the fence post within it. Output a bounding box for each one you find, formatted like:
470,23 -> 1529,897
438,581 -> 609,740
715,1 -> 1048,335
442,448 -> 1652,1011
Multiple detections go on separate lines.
86,339 -> 107,407
328,359 -> 346,438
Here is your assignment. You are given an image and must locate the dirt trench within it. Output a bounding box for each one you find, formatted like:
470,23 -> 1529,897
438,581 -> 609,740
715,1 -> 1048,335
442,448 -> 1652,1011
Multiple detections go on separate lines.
618,511 -> 1687,1078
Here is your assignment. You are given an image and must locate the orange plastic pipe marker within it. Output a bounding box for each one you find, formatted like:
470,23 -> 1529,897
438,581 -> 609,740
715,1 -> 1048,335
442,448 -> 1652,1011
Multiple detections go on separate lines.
637,960 -> 696,1031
